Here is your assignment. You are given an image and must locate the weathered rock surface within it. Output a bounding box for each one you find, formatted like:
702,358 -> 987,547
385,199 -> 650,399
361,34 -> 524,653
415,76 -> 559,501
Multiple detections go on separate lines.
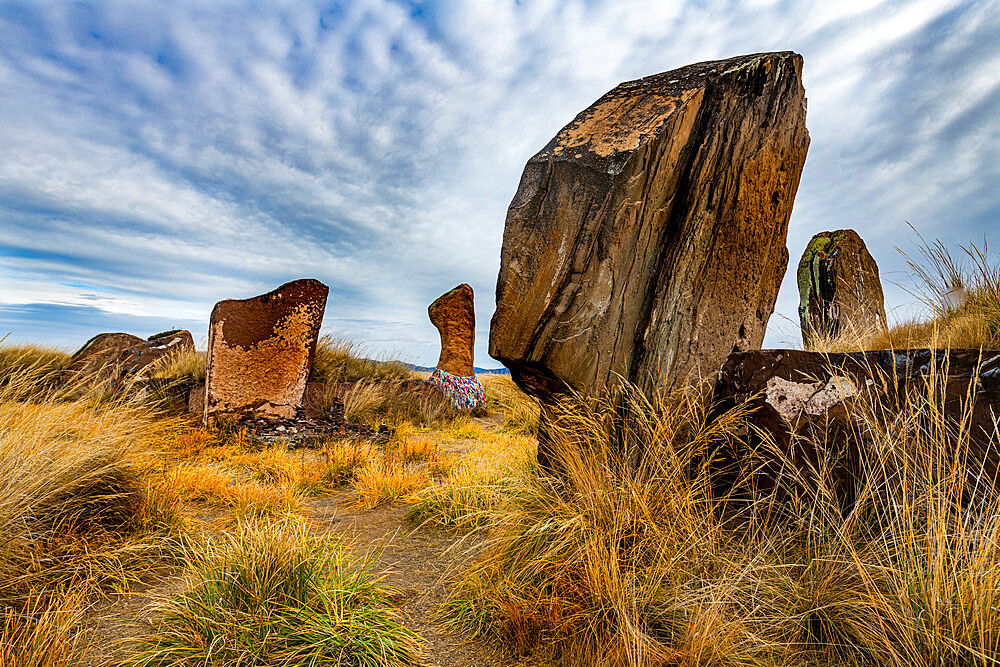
490,52 -> 810,406
429,284 -> 476,378
188,382 -> 206,415
204,279 -> 328,422
118,330 -> 195,381
797,230 -> 885,346
713,348 -> 1000,500
428,284 -> 485,410
62,333 -> 144,384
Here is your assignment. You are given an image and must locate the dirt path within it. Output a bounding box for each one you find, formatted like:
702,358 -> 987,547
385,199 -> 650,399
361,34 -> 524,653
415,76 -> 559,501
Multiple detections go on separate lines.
307,497 -> 520,667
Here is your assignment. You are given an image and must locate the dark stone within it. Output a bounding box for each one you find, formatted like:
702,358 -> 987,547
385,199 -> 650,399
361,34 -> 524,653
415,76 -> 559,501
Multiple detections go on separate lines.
797,230 -> 885,346
712,348 -> 1000,503
490,52 -> 809,403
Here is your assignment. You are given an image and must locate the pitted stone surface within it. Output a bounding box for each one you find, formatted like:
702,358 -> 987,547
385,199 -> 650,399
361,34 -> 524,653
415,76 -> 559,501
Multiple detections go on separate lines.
797,229 -> 885,346
205,279 -> 328,421
490,52 -> 810,409
62,333 -> 144,385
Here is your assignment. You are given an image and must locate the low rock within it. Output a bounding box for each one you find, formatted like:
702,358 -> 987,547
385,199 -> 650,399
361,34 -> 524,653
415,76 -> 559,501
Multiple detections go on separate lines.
61,333 -> 144,385
712,348 -> 1000,502
118,330 -> 195,382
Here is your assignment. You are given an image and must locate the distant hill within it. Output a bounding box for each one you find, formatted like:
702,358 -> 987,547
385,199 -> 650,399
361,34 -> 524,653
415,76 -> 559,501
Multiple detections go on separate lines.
402,363 -> 510,375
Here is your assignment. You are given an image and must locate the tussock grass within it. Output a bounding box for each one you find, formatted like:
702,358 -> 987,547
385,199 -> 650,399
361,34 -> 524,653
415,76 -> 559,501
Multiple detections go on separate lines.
311,335 -> 414,384
0,344 -> 69,395
0,593 -> 86,667
814,235 -> 1000,353
408,432 -> 535,531
127,517 -> 423,667
446,370 -> 1000,666
351,458 -> 430,509
0,373 -> 184,604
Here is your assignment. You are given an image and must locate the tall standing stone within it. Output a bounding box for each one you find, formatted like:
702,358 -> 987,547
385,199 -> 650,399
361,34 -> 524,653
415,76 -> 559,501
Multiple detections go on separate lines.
797,229 -> 886,347
490,52 -> 810,407
204,279 -> 328,422
427,284 -> 485,410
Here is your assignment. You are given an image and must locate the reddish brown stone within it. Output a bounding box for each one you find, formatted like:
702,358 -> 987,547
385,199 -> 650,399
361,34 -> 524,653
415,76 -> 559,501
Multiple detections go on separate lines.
188,382 -> 205,415
713,348 -> 1000,500
429,284 -> 476,378
118,330 -> 195,381
61,332 -> 144,385
205,279 -> 328,421
490,52 -> 809,405
797,230 -> 885,346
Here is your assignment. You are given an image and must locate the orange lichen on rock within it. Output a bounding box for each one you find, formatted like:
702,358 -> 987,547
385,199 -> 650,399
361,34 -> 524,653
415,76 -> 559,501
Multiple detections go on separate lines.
428,284 -> 476,378
204,279 -> 328,422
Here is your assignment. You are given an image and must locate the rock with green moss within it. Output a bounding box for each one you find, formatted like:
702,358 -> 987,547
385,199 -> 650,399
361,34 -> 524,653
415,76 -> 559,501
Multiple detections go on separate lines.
797,229 -> 885,346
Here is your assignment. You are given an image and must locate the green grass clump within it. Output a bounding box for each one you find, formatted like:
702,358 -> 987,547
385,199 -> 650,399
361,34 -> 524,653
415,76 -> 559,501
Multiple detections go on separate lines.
128,517 -> 423,667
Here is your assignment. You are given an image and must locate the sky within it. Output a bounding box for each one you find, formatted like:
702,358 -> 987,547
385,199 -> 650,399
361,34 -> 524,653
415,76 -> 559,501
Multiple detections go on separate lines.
1,0 -> 998,368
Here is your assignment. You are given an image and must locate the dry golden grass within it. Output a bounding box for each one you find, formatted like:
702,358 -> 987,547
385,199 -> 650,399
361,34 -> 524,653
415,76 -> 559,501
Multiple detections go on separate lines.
481,374 -> 540,435
408,432 -> 536,530
310,335 -> 415,383
813,235 -> 1000,353
350,457 -> 431,509
149,348 -> 206,384
446,371 -> 1000,666
0,593 -> 86,667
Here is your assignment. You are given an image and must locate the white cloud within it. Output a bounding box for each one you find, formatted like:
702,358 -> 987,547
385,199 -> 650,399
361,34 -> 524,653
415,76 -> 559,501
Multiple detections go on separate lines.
1,0 -> 998,364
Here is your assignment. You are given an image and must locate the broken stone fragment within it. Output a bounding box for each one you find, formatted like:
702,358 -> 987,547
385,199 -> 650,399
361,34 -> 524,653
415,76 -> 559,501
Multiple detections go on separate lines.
118,330 -> 195,382
428,284 -> 484,410
797,229 -> 886,347
712,348 -> 1000,504
204,278 -> 328,422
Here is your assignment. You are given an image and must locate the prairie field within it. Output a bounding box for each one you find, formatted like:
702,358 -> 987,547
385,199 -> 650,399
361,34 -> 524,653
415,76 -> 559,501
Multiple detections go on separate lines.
4,249 -> 1000,667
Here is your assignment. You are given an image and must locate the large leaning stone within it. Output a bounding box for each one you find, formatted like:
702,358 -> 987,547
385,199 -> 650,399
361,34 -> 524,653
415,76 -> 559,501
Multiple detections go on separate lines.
797,230 -> 885,347
62,332 -> 144,385
118,330 -> 196,381
490,52 -> 810,404
713,348 -> 1000,501
205,279 -> 328,421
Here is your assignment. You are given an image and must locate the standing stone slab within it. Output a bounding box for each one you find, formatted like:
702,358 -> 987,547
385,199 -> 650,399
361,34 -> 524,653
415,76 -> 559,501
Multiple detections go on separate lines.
797,230 -> 885,346
205,279 -> 328,422
118,330 -> 196,382
427,284 -> 484,410
490,52 -> 810,405
62,333 -> 144,385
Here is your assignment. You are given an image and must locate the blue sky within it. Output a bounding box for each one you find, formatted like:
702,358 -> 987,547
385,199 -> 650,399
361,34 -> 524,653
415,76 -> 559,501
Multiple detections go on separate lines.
1,1 -> 998,367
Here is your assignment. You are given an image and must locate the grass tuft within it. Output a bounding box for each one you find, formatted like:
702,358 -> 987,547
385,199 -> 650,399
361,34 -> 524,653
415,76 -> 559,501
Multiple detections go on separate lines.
126,517 -> 423,667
